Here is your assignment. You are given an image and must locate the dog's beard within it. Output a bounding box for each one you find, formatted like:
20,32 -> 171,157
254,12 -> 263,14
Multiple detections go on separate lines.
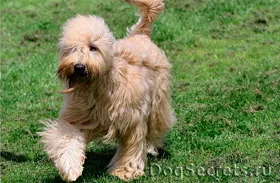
57,56 -> 109,94
57,62 -> 93,94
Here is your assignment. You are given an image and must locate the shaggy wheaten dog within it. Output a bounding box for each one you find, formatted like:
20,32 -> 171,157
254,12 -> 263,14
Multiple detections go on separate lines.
39,0 -> 175,181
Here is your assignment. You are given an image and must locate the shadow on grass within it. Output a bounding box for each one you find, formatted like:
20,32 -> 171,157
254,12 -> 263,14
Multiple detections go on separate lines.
0,151 -> 29,163
43,149 -> 115,183
43,148 -> 171,182
78,150 -> 116,181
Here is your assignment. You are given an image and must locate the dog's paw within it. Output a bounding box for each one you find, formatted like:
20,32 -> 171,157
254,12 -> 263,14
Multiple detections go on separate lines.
109,162 -> 144,181
55,151 -> 85,182
59,166 -> 83,182
109,168 -> 144,181
147,144 -> 159,156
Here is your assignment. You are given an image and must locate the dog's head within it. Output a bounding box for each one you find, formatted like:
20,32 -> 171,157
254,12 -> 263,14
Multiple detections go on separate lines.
57,15 -> 115,92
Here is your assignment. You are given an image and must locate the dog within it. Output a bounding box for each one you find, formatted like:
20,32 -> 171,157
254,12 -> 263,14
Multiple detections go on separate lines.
39,0 -> 175,181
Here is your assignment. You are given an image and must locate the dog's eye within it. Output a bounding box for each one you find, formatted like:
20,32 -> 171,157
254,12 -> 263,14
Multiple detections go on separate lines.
89,44 -> 98,52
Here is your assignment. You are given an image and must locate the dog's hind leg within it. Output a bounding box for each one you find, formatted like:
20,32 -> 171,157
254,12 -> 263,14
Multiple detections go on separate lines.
147,101 -> 175,155
126,0 -> 164,37
38,120 -> 86,182
146,80 -> 175,156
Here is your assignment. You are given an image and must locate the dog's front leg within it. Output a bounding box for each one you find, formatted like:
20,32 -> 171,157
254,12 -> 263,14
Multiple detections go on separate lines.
39,120 -> 86,182
108,122 -> 147,181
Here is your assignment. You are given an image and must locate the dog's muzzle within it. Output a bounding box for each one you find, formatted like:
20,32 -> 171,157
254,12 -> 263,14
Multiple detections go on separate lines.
73,63 -> 88,77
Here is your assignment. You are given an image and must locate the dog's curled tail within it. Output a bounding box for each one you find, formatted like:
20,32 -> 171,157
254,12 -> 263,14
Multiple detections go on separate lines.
126,0 -> 164,37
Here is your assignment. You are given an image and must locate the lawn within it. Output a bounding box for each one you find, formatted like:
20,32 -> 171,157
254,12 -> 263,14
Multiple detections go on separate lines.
1,0 -> 280,182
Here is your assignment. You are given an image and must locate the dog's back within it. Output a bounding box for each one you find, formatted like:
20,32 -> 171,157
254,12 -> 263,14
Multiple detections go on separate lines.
116,0 -> 167,70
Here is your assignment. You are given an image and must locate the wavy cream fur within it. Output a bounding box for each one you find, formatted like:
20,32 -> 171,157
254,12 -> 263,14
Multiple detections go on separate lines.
39,0 -> 175,181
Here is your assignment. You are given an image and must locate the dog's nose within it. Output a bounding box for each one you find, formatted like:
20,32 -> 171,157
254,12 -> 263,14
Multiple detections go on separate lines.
73,64 -> 87,77
74,64 -> 85,72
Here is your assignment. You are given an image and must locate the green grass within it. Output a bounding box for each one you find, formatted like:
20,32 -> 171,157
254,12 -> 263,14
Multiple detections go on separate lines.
1,0 -> 280,182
